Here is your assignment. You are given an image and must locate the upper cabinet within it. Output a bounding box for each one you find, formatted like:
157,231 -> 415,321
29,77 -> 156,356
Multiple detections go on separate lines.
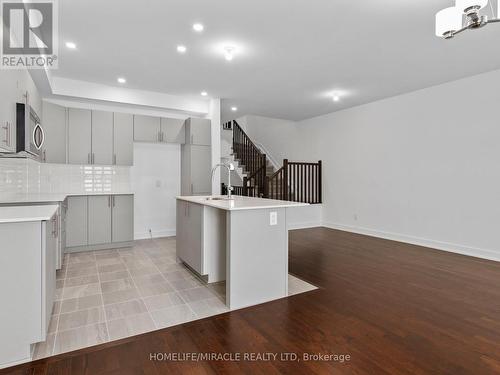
91,110 -> 114,165
161,118 -> 185,144
41,102 -> 67,164
133,115 -> 161,142
134,115 -> 187,144
185,118 -> 211,145
113,113 -> 134,165
0,69 -> 23,153
68,108 -> 92,164
66,108 -> 134,166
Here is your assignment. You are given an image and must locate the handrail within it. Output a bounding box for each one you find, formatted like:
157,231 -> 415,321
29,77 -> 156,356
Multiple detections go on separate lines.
232,120 -> 267,196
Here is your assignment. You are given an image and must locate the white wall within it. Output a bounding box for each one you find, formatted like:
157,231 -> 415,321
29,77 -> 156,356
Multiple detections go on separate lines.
130,143 -> 180,239
296,68 -> 500,262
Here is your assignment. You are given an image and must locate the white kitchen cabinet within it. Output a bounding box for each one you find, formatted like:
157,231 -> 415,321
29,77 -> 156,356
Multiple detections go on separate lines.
0,206 -> 57,367
113,112 -> 134,165
111,195 -> 134,242
91,110 -> 114,165
41,102 -> 67,163
176,200 -> 225,282
88,195 -> 112,245
65,196 -> 88,247
176,200 -> 203,273
68,108 -> 92,164
0,69 -> 21,153
134,115 -> 161,142
161,117 -> 185,144
181,144 -> 212,195
65,194 -> 134,251
185,118 -> 211,145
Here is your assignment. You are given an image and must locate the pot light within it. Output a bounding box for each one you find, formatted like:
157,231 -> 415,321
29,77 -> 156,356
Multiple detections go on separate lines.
193,23 -> 204,32
177,45 -> 187,53
332,95 -> 340,102
201,91 -> 208,96
117,77 -> 126,84
65,41 -> 76,49
224,46 -> 235,61
231,106 -> 238,112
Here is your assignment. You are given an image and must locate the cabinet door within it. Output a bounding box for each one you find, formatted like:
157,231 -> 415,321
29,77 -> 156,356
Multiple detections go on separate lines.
88,196 -> 112,245
161,117 -> 185,144
68,108 -> 92,164
42,216 -> 57,338
113,113 -> 134,165
41,102 -> 66,163
0,69 -> 19,153
133,115 -> 160,142
188,118 -> 211,145
65,196 -> 88,248
191,145 -> 212,194
184,202 -> 204,274
112,195 -> 134,242
91,110 -> 113,165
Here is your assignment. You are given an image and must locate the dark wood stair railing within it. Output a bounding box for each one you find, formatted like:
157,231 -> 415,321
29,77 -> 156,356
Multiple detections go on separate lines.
228,120 -> 322,204
232,121 -> 267,197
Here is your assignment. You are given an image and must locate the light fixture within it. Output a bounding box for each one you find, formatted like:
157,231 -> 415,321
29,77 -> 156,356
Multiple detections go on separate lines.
65,41 -> 76,49
193,23 -> 204,32
177,45 -> 187,53
224,46 -> 235,61
231,106 -> 238,112
117,77 -> 126,84
332,95 -> 340,102
201,91 -> 208,96
435,0 -> 500,39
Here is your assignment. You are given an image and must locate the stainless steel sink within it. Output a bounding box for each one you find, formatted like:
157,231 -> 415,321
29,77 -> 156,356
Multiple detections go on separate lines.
205,197 -> 234,201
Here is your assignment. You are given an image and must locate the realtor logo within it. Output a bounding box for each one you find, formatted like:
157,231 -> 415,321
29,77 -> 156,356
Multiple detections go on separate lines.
1,0 -> 58,69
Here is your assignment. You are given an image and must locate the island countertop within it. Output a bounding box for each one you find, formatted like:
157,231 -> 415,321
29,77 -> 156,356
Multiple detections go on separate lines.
176,195 -> 309,211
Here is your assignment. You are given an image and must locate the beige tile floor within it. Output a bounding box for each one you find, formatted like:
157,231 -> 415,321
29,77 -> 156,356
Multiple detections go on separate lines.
33,237 -> 317,360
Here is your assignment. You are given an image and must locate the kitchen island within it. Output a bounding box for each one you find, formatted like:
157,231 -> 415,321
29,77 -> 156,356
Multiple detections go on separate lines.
176,195 -> 308,309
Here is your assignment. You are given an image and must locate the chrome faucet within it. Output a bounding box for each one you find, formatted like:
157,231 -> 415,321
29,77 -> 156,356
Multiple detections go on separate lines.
211,163 -> 235,199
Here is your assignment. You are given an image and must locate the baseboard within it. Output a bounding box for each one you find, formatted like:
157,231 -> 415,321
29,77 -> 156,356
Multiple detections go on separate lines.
287,221 -> 322,230
65,241 -> 134,253
134,229 -> 176,240
322,222 -> 500,263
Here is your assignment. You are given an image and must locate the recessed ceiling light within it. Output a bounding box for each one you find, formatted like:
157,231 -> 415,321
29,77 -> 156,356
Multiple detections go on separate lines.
231,106 -> 238,112
65,42 -> 76,49
224,46 -> 235,61
177,45 -> 187,53
332,95 -> 340,102
117,77 -> 126,84
201,91 -> 208,96
193,23 -> 204,32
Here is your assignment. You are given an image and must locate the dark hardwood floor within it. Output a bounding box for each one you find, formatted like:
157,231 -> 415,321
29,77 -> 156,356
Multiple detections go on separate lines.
3,227 -> 500,375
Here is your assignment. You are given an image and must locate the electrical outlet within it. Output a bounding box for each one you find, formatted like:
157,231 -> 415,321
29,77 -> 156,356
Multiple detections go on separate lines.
270,211 -> 278,226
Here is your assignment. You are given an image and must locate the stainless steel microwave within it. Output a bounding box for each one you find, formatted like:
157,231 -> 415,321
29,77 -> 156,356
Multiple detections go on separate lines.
16,103 -> 44,158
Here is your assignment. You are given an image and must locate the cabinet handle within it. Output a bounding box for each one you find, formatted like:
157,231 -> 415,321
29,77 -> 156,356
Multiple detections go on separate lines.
88,153 -> 91,164
92,153 -> 95,164
112,196 -> 115,207
191,183 -> 193,194
6,122 -> 10,147
2,124 -> 8,144
108,196 -> 111,207
113,154 -> 116,165
43,150 -> 46,162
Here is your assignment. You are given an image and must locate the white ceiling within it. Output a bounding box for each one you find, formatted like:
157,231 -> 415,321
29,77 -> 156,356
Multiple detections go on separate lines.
56,0 -> 500,121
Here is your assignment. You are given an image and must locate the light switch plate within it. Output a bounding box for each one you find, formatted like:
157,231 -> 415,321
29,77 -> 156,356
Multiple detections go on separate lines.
270,211 -> 277,226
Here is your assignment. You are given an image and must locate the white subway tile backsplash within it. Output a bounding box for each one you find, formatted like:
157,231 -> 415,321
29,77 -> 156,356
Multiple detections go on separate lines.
0,158 -> 131,195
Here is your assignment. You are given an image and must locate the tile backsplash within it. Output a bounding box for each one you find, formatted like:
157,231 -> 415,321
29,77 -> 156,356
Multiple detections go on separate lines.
0,158 -> 131,195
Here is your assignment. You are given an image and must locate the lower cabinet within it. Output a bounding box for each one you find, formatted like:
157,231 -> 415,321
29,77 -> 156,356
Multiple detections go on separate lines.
66,194 -> 134,251
0,211 -> 57,367
176,200 -> 225,282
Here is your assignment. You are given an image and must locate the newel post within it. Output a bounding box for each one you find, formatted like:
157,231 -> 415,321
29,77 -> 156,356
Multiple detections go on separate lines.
283,159 -> 289,201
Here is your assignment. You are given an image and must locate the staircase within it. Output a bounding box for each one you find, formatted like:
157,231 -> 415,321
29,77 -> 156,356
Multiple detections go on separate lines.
222,120 -> 322,204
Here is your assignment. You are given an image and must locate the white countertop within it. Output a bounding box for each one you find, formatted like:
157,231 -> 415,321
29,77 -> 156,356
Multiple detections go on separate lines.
176,195 -> 309,211
0,191 -> 134,204
0,204 -> 59,223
